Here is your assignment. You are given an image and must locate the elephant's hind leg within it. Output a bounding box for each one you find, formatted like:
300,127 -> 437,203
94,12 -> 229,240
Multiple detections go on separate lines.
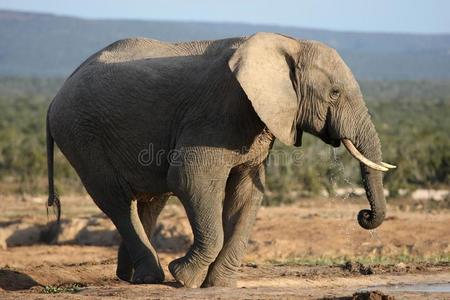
116,242 -> 133,282
202,164 -> 265,287
116,194 -> 168,282
74,154 -> 164,284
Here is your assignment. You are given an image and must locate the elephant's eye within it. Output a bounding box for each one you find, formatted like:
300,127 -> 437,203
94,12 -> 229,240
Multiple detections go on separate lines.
330,88 -> 341,100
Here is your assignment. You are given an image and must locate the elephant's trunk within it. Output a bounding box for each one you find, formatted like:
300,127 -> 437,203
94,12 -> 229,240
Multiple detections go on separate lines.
358,163 -> 385,230
348,117 -> 386,230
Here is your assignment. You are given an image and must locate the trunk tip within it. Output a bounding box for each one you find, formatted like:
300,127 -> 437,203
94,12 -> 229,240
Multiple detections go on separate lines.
357,209 -> 384,230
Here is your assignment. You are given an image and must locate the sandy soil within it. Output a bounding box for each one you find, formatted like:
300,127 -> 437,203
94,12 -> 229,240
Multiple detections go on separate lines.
0,194 -> 449,299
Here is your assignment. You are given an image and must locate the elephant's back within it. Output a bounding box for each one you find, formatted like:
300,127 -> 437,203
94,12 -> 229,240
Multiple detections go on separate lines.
95,38 -> 182,63
96,36 -> 245,61
73,36 -> 245,70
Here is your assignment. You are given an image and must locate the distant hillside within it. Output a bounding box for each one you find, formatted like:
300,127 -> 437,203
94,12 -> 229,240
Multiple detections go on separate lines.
1,10 -> 450,80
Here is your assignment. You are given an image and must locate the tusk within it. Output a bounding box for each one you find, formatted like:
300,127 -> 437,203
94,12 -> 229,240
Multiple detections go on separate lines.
342,139 -> 389,172
381,162 -> 397,169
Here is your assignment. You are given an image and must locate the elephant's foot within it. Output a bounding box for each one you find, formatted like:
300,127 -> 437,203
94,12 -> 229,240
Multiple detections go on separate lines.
201,270 -> 237,288
116,263 -> 133,282
131,257 -> 165,284
116,242 -> 133,282
169,257 -> 207,288
131,272 -> 164,284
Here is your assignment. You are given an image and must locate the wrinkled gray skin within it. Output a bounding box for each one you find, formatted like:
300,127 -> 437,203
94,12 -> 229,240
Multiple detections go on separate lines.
47,33 -> 386,288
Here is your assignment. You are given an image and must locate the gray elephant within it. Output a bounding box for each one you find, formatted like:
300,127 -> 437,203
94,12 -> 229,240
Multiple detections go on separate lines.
46,32 -> 395,288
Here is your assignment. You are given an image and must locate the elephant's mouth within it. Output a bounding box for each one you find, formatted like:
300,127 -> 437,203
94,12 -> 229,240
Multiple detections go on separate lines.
316,111 -> 341,148
322,136 -> 341,147
319,135 -> 340,147
320,117 -> 341,147
304,126 -> 340,147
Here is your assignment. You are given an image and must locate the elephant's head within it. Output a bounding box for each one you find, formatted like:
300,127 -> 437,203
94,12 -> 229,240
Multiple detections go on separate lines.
229,32 -> 395,230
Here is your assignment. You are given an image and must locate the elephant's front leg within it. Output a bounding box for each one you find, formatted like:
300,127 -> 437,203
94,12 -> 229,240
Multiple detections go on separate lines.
202,164 -> 265,287
167,162 -> 229,288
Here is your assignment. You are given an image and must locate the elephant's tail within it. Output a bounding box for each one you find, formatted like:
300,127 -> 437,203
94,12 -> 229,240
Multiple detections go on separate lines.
46,106 -> 61,225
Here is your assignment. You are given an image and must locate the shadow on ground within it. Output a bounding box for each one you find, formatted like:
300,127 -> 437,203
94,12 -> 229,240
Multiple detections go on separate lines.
0,268 -> 39,291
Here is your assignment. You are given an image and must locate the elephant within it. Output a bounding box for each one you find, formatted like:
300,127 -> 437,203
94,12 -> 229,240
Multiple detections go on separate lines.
46,32 -> 395,288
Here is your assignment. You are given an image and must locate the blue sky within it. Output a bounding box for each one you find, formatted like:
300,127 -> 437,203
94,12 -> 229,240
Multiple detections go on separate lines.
0,0 -> 449,34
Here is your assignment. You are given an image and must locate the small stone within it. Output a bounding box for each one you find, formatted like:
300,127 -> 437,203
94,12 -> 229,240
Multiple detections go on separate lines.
394,262 -> 407,271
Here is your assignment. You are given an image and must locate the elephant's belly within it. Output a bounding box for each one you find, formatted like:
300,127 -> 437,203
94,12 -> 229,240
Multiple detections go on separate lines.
112,151 -> 172,196
135,192 -> 174,203
102,132 -> 174,195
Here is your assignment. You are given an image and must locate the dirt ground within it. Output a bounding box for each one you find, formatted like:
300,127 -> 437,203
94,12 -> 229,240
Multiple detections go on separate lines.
0,194 -> 449,299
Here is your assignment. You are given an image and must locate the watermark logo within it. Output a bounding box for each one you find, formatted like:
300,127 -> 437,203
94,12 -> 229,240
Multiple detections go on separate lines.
137,143 -> 307,167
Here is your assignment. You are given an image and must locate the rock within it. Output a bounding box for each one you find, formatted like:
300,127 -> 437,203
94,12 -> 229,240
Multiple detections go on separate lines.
0,217 -> 121,248
53,218 -> 90,244
74,221 -> 120,246
0,222 -> 43,248
394,262 -> 407,271
53,217 -> 119,246
352,290 -> 395,300
343,261 -> 374,275
411,189 -> 449,201
152,221 -> 192,253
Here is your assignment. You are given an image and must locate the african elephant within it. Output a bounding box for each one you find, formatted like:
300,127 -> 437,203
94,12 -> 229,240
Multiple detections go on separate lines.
46,32 -> 395,288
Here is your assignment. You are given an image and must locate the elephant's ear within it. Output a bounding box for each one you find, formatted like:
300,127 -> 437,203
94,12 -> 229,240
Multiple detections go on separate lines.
229,32 -> 301,145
